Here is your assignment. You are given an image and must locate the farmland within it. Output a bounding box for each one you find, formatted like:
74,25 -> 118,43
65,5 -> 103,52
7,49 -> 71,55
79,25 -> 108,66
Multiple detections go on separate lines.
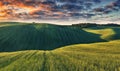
0,22 -> 120,71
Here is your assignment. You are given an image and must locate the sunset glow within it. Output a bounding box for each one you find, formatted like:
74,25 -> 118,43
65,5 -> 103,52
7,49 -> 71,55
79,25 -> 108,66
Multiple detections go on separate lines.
0,0 -> 120,24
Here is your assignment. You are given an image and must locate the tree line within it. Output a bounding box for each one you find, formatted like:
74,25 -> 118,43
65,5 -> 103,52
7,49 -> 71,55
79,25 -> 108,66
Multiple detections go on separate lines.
72,23 -> 120,28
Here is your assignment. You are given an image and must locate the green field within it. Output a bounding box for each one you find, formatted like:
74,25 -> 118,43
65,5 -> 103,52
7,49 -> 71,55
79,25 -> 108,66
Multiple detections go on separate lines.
0,22 -> 120,71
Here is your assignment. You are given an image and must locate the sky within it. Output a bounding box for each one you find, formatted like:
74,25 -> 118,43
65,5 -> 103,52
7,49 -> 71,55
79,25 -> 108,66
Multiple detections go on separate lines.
0,0 -> 120,25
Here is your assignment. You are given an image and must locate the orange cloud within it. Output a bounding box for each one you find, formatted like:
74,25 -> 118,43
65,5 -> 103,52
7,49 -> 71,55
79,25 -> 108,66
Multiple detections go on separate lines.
0,1 -> 3,6
0,0 -> 55,20
0,0 -> 73,20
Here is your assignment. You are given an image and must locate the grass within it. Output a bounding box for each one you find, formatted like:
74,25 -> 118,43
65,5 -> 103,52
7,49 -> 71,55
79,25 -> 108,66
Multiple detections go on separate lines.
0,40 -> 120,71
0,22 -> 29,28
0,23 -> 104,51
84,27 -> 120,41
0,22 -> 120,71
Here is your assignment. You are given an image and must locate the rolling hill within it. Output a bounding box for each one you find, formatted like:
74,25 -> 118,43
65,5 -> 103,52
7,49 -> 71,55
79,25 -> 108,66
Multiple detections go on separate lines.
0,23 -> 104,52
0,22 -> 120,71
0,40 -> 120,71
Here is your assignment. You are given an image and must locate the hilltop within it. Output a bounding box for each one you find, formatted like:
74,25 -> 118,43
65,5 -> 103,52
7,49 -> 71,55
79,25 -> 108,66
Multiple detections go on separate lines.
0,22 -> 120,71
0,23 -> 104,52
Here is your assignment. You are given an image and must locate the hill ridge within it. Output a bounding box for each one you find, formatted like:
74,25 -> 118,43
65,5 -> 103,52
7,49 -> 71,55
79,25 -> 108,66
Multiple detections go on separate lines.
0,24 -> 104,52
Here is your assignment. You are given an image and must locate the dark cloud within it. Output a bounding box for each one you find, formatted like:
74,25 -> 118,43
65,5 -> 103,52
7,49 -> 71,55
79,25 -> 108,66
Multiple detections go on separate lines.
93,0 -> 101,3
0,0 -> 103,20
93,0 -> 120,14
93,8 -> 105,12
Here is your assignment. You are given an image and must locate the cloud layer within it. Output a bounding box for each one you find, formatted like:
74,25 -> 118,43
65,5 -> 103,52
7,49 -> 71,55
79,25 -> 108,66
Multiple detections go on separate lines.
0,0 -> 120,24
93,0 -> 120,14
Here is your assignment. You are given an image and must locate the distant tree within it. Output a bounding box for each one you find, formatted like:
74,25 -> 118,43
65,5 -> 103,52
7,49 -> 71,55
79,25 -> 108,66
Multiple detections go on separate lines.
72,23 -> 120,28
33,22 -> 35,24
72,23 -> 98,28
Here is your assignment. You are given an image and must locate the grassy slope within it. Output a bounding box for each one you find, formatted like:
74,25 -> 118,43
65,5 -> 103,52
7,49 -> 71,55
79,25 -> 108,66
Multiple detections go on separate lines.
0,23 -> 120,71
0,23 -> 104,51
0,22 -> 27,27
84,27 -> 120,41
0,40 -> 120,71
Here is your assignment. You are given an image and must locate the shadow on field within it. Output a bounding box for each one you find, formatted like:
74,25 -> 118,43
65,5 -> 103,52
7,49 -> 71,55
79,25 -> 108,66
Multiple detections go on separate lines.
111,28 -> 120,40
0,24 -> 105,52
